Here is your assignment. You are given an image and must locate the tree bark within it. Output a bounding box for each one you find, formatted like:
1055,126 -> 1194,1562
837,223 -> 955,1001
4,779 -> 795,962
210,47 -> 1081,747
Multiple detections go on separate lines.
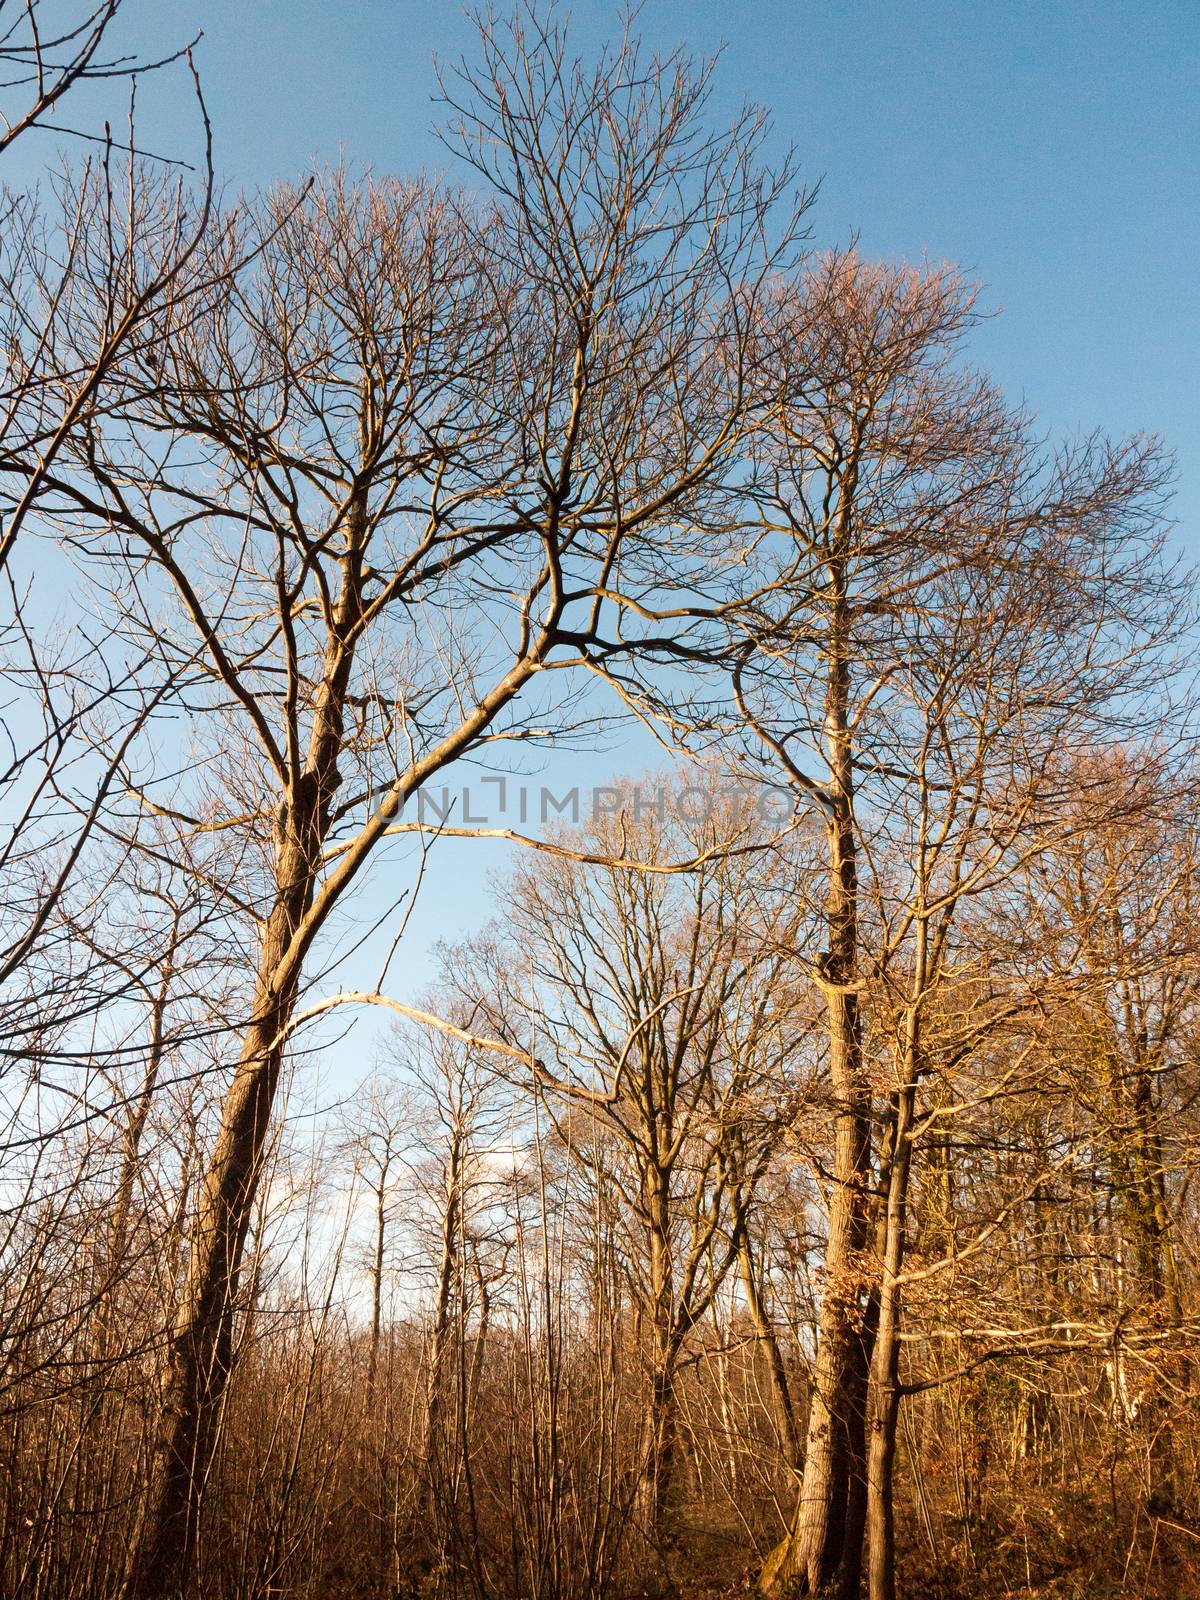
126,572 -> 357,1597
866,1045 -> 919,1600
124,893 -> 305,1597
763,545 -> 873,1599
738,1224 -> 802,1472
640,1172 -> 680,1549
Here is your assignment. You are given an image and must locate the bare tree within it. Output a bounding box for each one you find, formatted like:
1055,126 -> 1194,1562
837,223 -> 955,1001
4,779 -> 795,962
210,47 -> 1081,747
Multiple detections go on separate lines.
18,8 -> 804,1584
0,2 -> 213,577
447,785 -> 815,1558
0,1 -> 200,160
732,251 -> 1180,1597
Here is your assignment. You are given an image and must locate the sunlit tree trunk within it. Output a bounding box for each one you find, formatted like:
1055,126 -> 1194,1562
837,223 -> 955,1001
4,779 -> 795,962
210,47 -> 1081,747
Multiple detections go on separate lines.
765,539 -> 873,1600
127,590 -> 356,1596
866,942 -> 925,1600
737,1222 -> 802,1472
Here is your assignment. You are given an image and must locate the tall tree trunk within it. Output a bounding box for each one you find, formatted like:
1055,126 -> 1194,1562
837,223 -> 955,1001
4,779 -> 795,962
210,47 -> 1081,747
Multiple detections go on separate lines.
125,533 -> 364,1597
737,1221 -> 802,1472
645,1358 -> 678,1547
367,1177 -> 387,1396
866,986 -> 922,1600
127,675 -> 355,1594
764,547 -> 873,1599
125,888 -> 306,1598
1104,1042 -> 1183,1507
641,1178 -> 679,1550
423,1142 -> 461,1532
98,916 -> 179,1364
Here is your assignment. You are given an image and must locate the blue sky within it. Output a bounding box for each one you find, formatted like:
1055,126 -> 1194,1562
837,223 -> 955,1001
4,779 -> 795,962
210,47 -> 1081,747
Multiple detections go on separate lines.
99,0 -> 1197,514
13,0 -> 1198,1052
19,0 -> 1196,509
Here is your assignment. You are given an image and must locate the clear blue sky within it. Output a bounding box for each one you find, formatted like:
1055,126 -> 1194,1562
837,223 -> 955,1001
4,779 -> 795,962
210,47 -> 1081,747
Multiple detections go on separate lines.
96,0 -> 1197,544
16,0 -> 1199,1024
20,0 -> 1196,522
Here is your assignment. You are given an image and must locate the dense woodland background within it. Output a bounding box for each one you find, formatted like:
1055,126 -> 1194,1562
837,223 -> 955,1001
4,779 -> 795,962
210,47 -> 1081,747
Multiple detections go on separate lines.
0,5 -> 1197,1598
